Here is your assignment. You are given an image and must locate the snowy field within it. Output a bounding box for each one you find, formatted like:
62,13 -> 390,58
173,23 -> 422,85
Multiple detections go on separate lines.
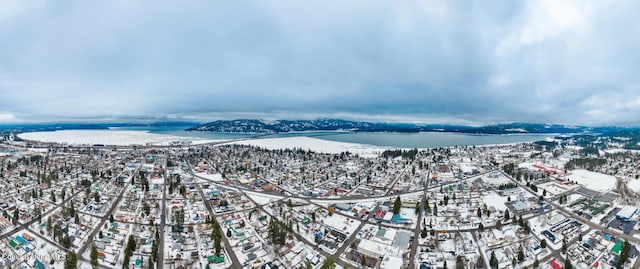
228,136 -> 387,157
195,172 -> 224,182
566,169 -> 617,192
18,130 -> 222,146
246,191 -> 283,205
482,191 -> 509,211
626,180 -> 640,193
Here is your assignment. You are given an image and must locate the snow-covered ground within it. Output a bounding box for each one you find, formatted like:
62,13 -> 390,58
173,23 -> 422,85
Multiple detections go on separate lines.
246,191 -> 283,205
228,136 -> 387,157
18,130 -> 222,146
195,172 -> 224,182
482,192 -> 509,211
566,169 -> 617,192
626,179 -> 640,193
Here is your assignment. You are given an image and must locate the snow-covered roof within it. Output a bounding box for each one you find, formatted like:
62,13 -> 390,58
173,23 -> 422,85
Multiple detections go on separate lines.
617,206 -> 637,220
380,256 -> 404,269
358,239 -> 405,258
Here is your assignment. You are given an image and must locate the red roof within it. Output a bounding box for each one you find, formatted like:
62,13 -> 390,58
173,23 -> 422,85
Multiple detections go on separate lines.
550,260 -> 561,269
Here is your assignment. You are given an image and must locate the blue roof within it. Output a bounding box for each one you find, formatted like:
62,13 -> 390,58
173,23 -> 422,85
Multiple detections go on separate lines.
391,213 -> 412,224
14,236 -> 28,244
34,260 -> 45,269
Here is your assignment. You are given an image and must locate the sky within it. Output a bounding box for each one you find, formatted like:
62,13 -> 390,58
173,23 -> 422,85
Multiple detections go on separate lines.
1,0 -> 640,126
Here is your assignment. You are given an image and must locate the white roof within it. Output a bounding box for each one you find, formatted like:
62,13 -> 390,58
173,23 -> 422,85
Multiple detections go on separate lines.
358,239 -> 405,258
380,256 -> 404,269
383,212 -> 394,221
617,206 -> 637,219
383,228 -> 397,242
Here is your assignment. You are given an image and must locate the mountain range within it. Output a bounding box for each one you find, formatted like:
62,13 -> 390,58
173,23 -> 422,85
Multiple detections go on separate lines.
185,119 -> 629,134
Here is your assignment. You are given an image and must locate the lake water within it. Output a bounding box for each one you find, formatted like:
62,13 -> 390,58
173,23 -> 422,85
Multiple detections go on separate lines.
312,132 -> 552,148
142,127 -> 552,148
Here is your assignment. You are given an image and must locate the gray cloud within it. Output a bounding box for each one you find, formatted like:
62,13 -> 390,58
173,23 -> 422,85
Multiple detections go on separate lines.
1,0 -> 639,125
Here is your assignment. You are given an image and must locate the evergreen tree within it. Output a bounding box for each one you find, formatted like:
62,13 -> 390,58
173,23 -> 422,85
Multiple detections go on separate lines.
564,258 -> 573,269
123,253 -> 130,269
424,199 -> 431,212
320,258 -> 336,269
617,239 -> 631,269
392,196 -> 402,214
151,240 -> 158,262
517,245 -> 525,262
12,209 -> 18,224
127,235 -> 136,253
489,251 -> 498,269
533,257 -> 539,268
64,251 -> 77,269
504,209 -> 510,221
421,227 -> 428,238
62,234 -> 71,248
540,239 -> 547,248
47,217 -> 53,234
211,218 -> 223,255
90,244 -> 99,269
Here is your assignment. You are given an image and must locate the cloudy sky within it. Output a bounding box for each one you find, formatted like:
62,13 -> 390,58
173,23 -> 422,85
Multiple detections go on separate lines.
1,0 -> 639,126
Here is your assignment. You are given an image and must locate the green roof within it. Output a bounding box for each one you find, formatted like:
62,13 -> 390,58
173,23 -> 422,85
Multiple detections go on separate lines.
302,217 -> 310,224
8,240 -> 17,248
612,241 -> 623,254
209,255 -> 225,263
214,255 -> 225,263
376,228 -> 387,238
